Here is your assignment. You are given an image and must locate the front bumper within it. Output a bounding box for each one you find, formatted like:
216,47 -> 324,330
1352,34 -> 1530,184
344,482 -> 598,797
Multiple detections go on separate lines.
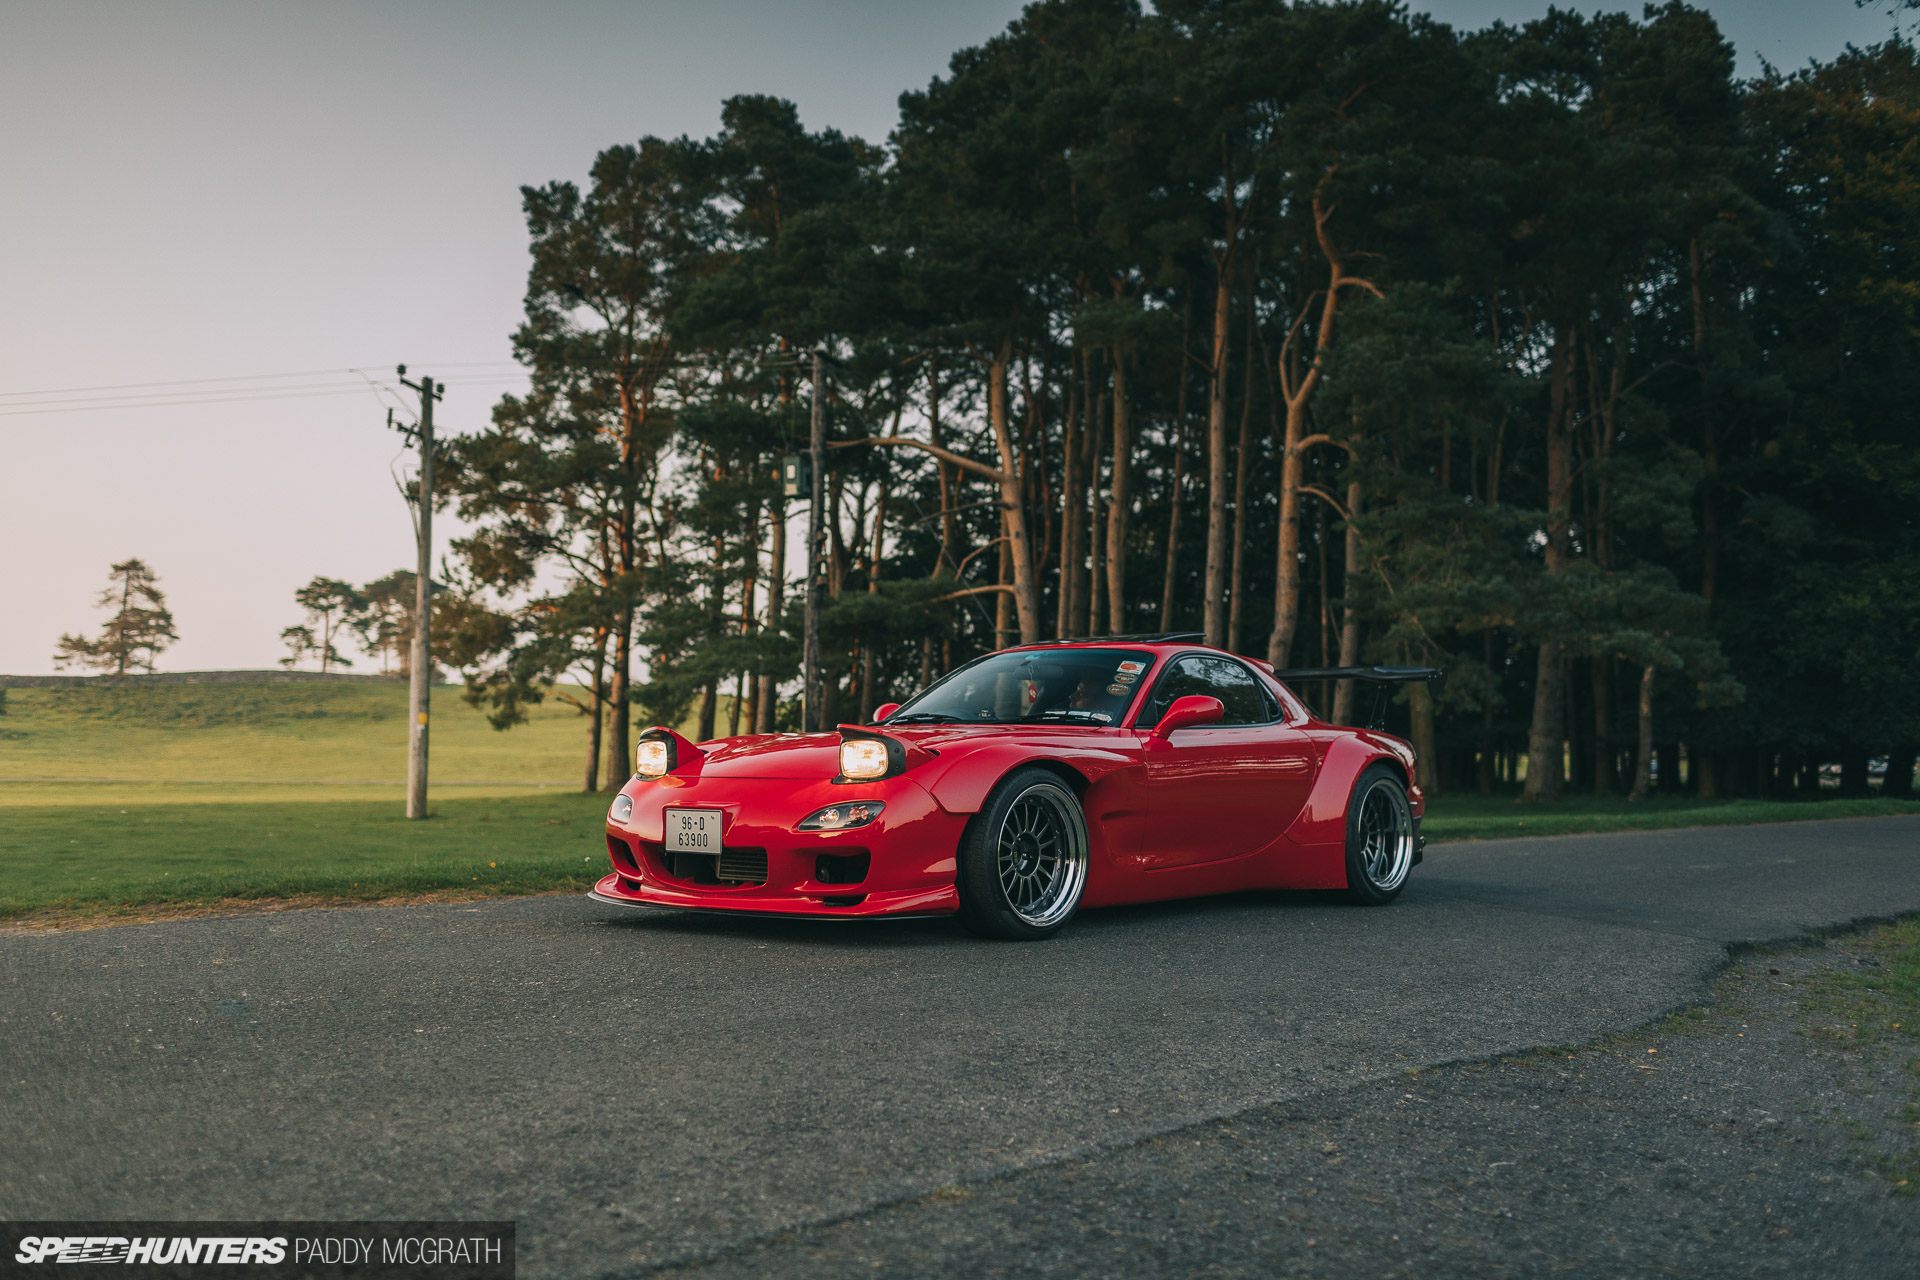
591,774 -> 965,918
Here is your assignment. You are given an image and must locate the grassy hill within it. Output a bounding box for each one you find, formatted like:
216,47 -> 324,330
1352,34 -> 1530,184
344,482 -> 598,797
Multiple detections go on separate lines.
0,679 -> 689,923
0,680 -> 595,786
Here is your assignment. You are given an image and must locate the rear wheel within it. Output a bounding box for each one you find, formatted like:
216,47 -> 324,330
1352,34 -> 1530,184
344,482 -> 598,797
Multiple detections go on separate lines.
956,768 -> 1089,940
1343,763 -> 1415,905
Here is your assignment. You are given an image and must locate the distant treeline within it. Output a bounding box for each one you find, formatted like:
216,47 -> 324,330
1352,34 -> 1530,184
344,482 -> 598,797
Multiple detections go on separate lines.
434,0 -> 1920,799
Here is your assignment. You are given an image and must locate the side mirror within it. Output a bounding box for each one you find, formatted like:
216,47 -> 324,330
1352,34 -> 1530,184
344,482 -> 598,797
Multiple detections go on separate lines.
871,702 -> 901,723
1150,694 -> 1224,740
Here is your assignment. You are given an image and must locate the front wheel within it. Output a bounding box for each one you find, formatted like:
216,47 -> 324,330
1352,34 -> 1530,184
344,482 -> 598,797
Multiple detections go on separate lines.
1343,763 -> 1415,905
956,768 -> 1090,940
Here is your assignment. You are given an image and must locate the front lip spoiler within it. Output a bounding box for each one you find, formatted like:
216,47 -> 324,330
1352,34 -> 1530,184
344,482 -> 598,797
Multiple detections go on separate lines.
584,889 -> 944,922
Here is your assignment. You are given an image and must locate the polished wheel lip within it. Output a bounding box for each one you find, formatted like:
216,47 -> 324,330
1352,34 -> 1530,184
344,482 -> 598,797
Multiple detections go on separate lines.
994,784 -> 1088,928
1357,777 -> 1414,891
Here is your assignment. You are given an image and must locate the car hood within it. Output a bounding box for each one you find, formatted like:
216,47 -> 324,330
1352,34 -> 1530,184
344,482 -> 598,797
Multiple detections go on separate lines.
685,724 -> 1114,779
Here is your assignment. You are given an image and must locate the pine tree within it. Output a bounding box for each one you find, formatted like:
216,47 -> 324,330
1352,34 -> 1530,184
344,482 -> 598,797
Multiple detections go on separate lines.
53,558 -> 178,677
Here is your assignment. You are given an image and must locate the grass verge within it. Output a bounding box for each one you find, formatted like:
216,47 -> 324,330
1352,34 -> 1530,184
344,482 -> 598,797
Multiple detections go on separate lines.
1420,792 -> 1920,842
0,789 -> 610,927
1794,916 -> 1920,1191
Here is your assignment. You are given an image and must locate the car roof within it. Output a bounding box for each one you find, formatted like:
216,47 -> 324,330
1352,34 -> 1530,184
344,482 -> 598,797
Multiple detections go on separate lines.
996,636 -> 1276,670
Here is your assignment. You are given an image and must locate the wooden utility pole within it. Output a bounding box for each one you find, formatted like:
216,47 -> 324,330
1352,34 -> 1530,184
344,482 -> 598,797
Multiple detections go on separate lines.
394,365 -> 441,819
802,349 -> 826,731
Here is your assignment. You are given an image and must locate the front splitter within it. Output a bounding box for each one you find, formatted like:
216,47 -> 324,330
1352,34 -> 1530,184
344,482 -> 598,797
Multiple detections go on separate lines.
585,888 -> 951,922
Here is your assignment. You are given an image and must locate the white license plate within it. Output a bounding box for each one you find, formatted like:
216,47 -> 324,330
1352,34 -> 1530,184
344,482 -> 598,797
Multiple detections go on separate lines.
664,807 -> 723,854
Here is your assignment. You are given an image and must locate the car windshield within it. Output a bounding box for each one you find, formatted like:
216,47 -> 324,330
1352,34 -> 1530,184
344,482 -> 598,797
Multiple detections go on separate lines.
886,648 -> 1156,725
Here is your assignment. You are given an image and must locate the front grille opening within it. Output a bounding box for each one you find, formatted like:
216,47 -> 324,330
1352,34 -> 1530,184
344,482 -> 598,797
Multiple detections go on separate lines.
814,851 -> 871,886
667,852 -> 719,883
821,894 -> 867,907
716,847 -> 768,884
662,848 -> 767,885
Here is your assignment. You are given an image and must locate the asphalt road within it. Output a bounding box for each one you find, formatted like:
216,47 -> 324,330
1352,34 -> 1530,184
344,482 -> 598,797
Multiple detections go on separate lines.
3,816 -> 1916,1278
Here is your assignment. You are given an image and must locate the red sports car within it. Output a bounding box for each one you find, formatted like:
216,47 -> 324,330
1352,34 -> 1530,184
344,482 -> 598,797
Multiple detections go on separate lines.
590,635 -> 1442,940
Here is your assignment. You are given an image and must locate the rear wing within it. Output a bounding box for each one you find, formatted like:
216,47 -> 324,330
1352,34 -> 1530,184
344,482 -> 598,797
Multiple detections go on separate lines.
1271,666 -> 1445,731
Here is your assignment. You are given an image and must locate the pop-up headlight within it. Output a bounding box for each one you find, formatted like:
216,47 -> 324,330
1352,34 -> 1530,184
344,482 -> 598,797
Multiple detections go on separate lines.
635,739 -> 671,779
837,738 -> 890,780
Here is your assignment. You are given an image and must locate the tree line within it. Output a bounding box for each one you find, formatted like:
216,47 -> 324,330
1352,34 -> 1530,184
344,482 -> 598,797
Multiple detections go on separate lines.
433,0 -> 1919,801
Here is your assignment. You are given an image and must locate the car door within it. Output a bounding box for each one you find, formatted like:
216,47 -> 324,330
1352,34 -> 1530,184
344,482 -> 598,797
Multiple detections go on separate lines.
1130,655 -> 1317,870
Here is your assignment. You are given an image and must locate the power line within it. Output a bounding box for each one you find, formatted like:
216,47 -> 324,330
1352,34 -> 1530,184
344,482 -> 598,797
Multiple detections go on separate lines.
3,378 -> 436,410
0,362 -> 520,400
0,374 -> 527,418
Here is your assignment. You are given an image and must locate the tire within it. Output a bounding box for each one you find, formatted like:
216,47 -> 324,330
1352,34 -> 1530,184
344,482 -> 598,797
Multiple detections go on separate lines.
1343,763 -> 1416,905
955,767 -> 1090,940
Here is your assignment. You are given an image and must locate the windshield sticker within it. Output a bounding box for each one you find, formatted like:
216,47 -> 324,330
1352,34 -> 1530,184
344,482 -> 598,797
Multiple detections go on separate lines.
1090,711 -> 1112,722
1114,671 -> 1137,683
1116,660 -> 1145,674
1105,683 -> 1129,696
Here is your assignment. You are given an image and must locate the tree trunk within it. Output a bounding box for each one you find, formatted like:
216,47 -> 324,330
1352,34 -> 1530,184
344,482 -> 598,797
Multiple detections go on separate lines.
1695,746 -> 1720,799
1267,184 -> 1376,665
696,683 -> 717,743
1882,745 -> 1916,797
1478,630 -> 1498,796
1523,642 -> 1565,800
1523,323 -> 1575,802
606,609 -> 631,789
583,627 -> 607,794
988,338 -> 1042,644
1837,746 -> 1870,798
755,497 -> 785,734
1627,663 -> 1654,801
1331,480 -> 1363,724
1106,348 -> 1132,634
1057,349 -> 1083,640
1659,741 -> 1684,793
1410,678 -> 1439,796
1566,659 -> 1589,796
1203,262 -> 1233,647
860,486 -> 886,721
1692,239 -> 1721,611
1160,420 -> 1187,632
738,493 -> 760,736
1590,655 -> 1612,796
1161,295 -> 1192,632
1267,386 -> 1312,667
1228,283 -> 1256,653
995,535 -> 1014,651
1088,395 -> 1108,638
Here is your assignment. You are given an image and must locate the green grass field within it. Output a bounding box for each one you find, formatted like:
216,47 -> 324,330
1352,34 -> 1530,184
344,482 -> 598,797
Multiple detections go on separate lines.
0,680 -> 595,783
1420,790 -> 1920,843
2,680 -> 1915,924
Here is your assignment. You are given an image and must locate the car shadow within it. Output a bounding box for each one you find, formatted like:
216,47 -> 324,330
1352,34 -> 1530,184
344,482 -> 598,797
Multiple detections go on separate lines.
584,886 -> 1381,949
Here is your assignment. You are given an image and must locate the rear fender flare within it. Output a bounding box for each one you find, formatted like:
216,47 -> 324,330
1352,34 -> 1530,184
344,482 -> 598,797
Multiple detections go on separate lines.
1284,734 -> 1411,846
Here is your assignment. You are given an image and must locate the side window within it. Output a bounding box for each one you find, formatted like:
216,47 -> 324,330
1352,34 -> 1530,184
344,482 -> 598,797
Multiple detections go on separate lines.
1138,656 -> 1273,728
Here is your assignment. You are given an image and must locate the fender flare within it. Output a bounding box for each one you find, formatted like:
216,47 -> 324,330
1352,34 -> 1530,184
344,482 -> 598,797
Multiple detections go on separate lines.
1285,734 -> 1410,846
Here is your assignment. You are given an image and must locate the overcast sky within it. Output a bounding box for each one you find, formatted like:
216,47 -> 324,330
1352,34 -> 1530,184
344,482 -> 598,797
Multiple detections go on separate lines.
0,0 -> 1904,675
